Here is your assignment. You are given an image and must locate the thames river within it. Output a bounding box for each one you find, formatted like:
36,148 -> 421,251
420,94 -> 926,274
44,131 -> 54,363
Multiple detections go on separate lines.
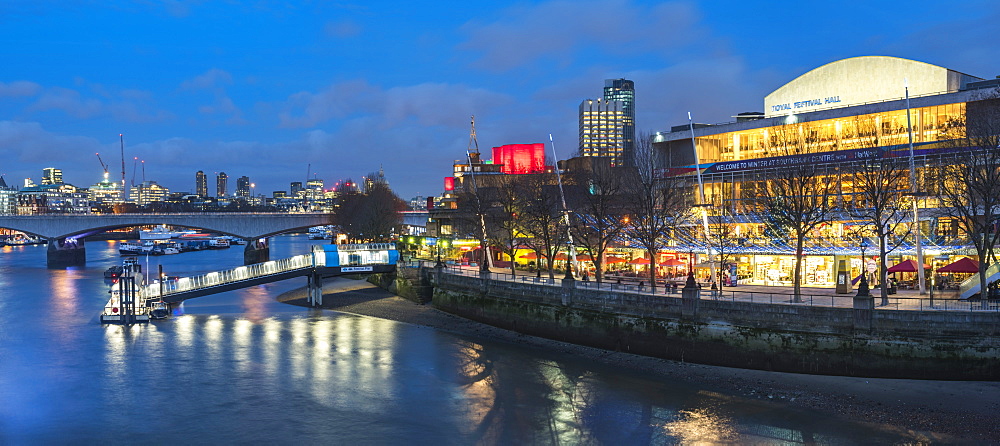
0,235 -> 936,444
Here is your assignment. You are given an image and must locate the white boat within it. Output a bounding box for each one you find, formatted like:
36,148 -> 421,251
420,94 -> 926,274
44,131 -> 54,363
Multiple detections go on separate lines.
217,235 -> 247,245
308,225 -> 332,240
208,238 -> 230,249
140,225 -> 197,240
100,270 -> 150,324
119,241 -> 155,255
149,301 -> 169,319
151,245 -> 180,255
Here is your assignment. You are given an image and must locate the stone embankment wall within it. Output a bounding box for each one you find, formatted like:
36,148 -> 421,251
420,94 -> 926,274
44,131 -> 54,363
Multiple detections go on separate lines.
366,266 -> 433,304
429,269 -> 1000,380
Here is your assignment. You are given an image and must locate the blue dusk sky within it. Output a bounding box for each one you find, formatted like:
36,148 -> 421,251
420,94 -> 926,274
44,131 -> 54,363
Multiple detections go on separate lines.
1,1 -> 998,199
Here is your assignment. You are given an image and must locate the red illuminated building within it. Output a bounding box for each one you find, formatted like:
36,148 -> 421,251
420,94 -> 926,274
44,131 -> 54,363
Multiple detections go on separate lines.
491,143 -> 546,175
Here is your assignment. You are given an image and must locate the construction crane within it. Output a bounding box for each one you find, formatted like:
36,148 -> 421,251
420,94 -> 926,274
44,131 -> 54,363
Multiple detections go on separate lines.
130,157 -> 139,187
95,153 -> 110,180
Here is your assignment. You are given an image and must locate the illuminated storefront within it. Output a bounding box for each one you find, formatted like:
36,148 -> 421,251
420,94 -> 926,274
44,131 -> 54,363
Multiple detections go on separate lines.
653,56 -> 997,285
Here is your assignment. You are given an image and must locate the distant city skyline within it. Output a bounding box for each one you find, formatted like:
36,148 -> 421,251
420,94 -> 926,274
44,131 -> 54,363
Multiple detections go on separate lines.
0,1 -> 997,198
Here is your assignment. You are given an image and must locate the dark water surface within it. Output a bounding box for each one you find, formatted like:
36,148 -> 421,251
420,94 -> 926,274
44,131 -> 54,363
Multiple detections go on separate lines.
0,235 -> 917,444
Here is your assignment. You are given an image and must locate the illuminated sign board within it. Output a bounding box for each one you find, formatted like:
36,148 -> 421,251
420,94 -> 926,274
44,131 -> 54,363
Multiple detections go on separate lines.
769,96 -> 841,113
342,266 -> 373,272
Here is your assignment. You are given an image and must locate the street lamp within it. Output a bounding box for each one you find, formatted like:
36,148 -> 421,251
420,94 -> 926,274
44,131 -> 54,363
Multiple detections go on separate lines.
250,183 -> 256,207
857,238 -> 872,297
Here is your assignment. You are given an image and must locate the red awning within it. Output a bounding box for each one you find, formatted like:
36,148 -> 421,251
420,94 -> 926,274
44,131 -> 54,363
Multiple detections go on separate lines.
628,258 -> 651,265
887,259 -> 930,273
659,258 -> 685,267
937,257 -> 980,273
518,252 -> 540,260
605,256 -> 627,264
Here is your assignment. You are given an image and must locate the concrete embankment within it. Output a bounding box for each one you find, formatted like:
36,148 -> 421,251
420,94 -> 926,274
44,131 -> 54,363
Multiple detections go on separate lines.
391,266 -> 1000,380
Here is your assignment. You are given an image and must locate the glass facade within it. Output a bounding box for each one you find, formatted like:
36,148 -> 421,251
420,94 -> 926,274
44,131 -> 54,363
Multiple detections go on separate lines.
579,98 -> 625,165
695,103 -> 965,165
657,100 -> 973,286
604,78 -> 635,165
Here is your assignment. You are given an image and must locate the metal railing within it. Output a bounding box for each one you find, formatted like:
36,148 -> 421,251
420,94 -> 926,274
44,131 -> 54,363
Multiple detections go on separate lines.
435,265 -> 1000,312
140,253 -> 317,299
959,262 -> 1000,298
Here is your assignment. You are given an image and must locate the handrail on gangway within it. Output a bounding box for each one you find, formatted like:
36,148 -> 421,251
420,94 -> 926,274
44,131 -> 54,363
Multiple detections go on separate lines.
140,243 -> 398,301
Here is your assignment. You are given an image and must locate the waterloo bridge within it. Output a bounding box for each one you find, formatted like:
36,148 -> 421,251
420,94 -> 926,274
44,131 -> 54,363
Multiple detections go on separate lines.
0,213 -> 333,267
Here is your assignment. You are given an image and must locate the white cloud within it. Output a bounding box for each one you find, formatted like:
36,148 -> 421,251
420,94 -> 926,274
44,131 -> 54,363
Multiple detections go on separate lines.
278,80 -> 513,129
325,20 -> 362,38
0,81 -> 41,97
458,0 -> 702,71
180,68 -> 234,91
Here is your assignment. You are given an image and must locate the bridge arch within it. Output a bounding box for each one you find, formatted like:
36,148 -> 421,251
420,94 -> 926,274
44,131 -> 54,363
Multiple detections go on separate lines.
0,213 -> 334,267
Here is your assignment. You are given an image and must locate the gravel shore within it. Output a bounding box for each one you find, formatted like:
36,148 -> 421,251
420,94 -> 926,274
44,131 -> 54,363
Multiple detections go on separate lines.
278,277 -> 1000,443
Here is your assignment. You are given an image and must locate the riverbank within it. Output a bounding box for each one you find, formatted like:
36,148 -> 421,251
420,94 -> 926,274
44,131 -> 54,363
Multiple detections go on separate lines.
277,278 -> 1000,443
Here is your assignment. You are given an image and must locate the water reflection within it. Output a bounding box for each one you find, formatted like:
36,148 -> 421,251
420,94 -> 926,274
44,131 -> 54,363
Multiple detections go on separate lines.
0,236 -> 927,443
661,404 -> 738,444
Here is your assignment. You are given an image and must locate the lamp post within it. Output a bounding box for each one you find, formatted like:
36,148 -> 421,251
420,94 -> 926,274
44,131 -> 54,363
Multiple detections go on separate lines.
857,238 -> 872,297
250,183 -> 256,208
688,112 -> 717,292
549,134 -> 577,281
904,78 -> 927,295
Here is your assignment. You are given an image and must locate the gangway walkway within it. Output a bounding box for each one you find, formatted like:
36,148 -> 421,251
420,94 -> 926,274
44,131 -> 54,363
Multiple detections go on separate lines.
959,262 -> 1000,300
142,243 -> 398,304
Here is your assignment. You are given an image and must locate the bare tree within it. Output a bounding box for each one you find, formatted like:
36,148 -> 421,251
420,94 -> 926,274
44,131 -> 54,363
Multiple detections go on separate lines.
334,175 -> 406,243
938,93 -> 1000,305
567,160 -> 629,283
479,175 -> 524,276
518,174 -> 566,280
846,117 -> 912,306
705,189 -> 740,293
621,131 -> 689,292
754,124 -> 837,301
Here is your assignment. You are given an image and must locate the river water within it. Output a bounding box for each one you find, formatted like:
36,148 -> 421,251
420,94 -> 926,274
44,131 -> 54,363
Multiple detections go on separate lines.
0,235 -> 920,444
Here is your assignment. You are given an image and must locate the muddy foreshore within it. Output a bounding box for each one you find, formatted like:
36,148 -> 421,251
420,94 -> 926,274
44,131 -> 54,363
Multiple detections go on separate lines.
277,278 -> 1000,443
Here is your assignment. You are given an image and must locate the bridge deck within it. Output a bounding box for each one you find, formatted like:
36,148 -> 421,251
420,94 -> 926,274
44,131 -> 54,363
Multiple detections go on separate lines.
142,246 -> 396,303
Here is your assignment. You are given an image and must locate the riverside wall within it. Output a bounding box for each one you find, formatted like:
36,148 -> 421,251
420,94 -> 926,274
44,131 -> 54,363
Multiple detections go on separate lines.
428,268 -> 1000,380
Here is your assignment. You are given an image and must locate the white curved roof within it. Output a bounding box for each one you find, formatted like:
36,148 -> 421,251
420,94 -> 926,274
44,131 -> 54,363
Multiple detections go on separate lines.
763,56 -> 981,117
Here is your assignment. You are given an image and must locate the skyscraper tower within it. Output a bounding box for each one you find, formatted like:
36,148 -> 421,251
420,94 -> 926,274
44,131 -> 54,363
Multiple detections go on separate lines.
603,78 -> 635,165
216,172 -> 228,197
42,167 -> 63,185
195,171 -> 208,197
236,176 -> 250,198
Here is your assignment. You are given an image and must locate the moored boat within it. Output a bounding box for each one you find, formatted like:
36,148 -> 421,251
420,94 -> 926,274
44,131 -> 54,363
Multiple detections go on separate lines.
119,241 -> 154,255
208,238 -> 230,249
140,225 -> 197,240
149,301 -> 169,319
104,265 -> 125,279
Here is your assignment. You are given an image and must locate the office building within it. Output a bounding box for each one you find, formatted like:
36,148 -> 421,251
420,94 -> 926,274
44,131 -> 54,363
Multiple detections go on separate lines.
217,172 -> 228,197
41,167 -> 63,185
129,181 -> 170,206
579,98 -> 626,165
195,171 -> 208,197
604,78 -> 635,165
0,176 -> 15,214
236,176 -> 250,198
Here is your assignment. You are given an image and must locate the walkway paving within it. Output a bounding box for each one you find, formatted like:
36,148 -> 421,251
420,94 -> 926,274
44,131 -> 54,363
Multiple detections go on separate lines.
431,262 -> 991,312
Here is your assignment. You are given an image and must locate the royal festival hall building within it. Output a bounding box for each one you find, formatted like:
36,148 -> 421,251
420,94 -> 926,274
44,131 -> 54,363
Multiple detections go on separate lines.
653,56 -> 1000,288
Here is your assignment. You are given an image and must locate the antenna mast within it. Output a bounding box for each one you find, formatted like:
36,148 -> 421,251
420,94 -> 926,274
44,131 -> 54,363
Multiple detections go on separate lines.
119,134 -> 126,202
304,163 -> 311,211
465,116 -> 491,270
